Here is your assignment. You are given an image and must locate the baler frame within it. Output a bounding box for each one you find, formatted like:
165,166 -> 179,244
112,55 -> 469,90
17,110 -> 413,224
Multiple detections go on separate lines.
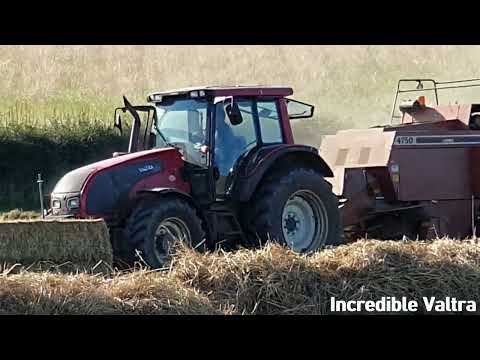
390,78 -> 480,123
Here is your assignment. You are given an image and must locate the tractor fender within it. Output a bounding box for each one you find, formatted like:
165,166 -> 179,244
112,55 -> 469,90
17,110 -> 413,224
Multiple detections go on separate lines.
231,144 -> 334,202
136,187 -> 211,237
137,187 -> 200,209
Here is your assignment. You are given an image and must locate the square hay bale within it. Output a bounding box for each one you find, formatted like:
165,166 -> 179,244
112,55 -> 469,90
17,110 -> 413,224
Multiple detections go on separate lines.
0,219 -> 112,273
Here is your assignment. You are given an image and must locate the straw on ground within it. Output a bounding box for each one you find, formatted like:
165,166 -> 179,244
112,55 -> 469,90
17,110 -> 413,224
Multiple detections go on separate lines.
1,239 -> 480,314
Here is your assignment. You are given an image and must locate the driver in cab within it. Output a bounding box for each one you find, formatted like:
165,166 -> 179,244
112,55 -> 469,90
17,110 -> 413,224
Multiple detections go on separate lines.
214,104 -> 245,177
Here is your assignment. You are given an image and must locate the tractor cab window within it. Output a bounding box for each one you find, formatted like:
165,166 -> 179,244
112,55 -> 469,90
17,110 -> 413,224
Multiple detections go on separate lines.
153,98 -> 208,167
257,100 -> 283,143
214,99 -> 257,179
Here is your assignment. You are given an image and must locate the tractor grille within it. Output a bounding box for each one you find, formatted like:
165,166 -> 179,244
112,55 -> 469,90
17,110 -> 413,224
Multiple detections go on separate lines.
50,192 -> 80,217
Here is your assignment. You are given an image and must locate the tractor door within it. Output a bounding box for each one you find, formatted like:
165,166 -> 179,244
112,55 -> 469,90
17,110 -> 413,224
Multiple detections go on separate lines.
180,103 -> 216,206
213,97 -> 260,198
213,96 -> 290,198
213,96 -> 294,200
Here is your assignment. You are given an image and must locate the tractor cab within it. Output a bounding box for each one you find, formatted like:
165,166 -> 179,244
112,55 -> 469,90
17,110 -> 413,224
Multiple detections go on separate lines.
114,86 -> 316,199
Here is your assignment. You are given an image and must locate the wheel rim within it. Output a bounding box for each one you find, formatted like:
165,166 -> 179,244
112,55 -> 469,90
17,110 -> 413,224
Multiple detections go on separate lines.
153,217 -> 192,264
281,190 -> 328,252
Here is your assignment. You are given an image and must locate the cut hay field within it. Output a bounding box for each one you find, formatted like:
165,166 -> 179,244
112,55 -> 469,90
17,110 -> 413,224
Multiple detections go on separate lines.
2,239 -> 480,315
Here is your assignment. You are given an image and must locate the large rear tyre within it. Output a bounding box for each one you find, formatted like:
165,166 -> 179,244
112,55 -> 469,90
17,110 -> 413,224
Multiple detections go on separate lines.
125,197 -> 205,269
246,168 -> 342,253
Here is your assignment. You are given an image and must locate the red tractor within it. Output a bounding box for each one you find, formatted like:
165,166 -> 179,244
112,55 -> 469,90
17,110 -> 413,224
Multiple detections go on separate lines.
47,86 -> 342,267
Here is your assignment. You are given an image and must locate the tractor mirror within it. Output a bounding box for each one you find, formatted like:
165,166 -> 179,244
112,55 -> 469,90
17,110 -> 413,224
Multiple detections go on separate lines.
286,98 -> 315,119
225,101 -> 243,126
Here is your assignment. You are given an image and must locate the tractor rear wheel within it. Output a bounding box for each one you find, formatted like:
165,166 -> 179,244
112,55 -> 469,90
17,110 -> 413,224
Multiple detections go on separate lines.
125,197 -> 205,269
246,168 -> 342,253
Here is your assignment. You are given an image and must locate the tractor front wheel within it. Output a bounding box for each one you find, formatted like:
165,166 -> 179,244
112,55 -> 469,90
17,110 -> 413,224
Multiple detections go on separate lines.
246,168 -> 343,253
125,197 -> 205,269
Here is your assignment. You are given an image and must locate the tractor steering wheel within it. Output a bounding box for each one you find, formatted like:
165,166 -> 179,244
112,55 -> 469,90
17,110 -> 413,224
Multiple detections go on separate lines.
241,140 -> 257,152
190,130 -> 205,144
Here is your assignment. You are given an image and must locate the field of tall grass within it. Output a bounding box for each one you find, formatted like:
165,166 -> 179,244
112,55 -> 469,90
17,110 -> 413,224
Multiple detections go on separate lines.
2,45 -> 480,209
4,46 -> 480,133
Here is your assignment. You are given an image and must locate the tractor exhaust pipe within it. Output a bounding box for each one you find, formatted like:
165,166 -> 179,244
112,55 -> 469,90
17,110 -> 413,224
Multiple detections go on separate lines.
37,173 -> 45,219
123,96 -> 141,154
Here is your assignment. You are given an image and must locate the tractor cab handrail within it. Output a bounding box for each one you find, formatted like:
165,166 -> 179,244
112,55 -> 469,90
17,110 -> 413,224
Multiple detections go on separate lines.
390,78 -> 480,123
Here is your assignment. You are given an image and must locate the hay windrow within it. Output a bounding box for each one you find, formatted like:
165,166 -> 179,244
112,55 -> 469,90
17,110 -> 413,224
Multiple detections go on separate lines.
2,239 -> 480,314
0,219 -> 112,273
153,239 -> 480,314
0,270 -> 219,315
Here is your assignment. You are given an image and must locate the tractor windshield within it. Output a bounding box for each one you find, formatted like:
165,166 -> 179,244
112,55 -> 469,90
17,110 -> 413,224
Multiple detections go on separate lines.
153,98 -> 209,166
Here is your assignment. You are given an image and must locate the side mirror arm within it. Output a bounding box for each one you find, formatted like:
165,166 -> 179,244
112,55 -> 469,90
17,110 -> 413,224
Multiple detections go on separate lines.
114,107 -> 125,135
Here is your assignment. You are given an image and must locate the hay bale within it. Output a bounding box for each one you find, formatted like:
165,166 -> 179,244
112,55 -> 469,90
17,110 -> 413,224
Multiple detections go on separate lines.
0,219 -> 112,272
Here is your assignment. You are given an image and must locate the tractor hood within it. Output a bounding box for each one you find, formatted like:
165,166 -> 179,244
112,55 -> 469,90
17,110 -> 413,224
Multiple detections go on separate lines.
52,148 -> 178,194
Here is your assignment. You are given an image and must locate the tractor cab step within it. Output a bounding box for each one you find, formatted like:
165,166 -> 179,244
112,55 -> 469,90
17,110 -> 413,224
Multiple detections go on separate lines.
204,209 -> 247,247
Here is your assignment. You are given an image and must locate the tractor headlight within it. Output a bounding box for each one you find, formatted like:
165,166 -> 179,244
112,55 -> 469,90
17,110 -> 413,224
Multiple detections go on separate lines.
52,199 -> 61,209
190,90 -> 205,98
67,197 -> 80,209
148,94 -> 163,102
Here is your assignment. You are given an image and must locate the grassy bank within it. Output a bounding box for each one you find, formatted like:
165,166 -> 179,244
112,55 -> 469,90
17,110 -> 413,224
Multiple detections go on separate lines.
2,239 -> 480,315
0,127 -> 125,209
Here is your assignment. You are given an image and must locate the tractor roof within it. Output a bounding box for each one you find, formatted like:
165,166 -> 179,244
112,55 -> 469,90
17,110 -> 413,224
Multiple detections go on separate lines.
147,85 -> 293,100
